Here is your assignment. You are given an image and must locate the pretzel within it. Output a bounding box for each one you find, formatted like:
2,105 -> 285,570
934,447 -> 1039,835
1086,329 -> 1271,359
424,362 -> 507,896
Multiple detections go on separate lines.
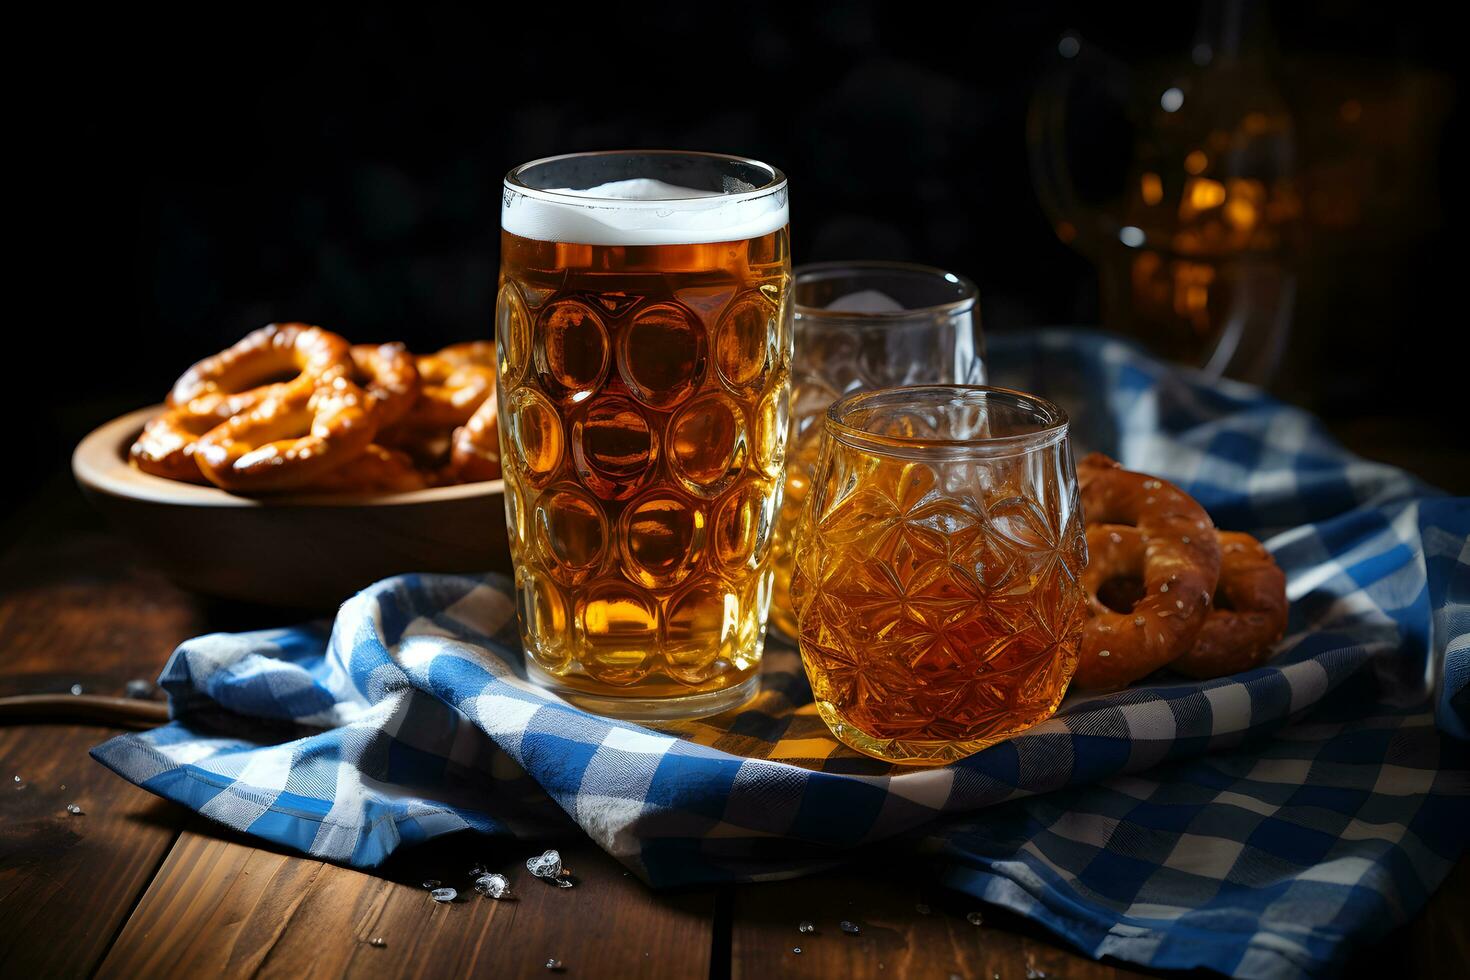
301,444 -> 429,494
168,323 -> 352,419
128,409 -> 219,484
447,393 -> 501,483
1172,531 -> 1287,678
397,345 -> 496,430
192,379 -> 379,493
1072,454 -> 1222,690
349,342 -> 419,429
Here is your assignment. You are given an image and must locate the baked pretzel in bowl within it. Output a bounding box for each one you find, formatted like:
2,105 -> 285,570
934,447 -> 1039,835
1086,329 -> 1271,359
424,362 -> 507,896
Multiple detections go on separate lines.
128,324 -> 502,495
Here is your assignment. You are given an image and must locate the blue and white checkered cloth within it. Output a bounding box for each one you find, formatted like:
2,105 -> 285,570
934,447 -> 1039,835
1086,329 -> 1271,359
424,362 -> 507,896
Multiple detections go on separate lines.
93,330 -> 1469,978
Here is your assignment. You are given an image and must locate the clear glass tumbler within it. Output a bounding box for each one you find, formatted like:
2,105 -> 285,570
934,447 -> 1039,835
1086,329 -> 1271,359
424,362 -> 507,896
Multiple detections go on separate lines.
768,262 -> 982,641
497,151 -> 792,720
790,385 -> 1086,764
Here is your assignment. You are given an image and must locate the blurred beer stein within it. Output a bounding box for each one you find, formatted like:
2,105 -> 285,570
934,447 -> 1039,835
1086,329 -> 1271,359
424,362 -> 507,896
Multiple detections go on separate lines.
767,262 -> 983,641
497,151 -> 791,720
1028,2 -> 1301,383
789,385 -> 1086,765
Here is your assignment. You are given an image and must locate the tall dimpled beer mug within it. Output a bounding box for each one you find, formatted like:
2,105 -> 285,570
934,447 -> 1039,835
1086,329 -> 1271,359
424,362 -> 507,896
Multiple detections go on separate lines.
497,151 -> 791,720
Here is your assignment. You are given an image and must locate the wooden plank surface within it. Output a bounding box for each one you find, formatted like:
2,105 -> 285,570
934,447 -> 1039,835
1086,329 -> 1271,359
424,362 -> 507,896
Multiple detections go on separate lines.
99,826 -> 714,979
0,724 -> 184,977
729,863 -> 1145,980
0,491 -> 198,976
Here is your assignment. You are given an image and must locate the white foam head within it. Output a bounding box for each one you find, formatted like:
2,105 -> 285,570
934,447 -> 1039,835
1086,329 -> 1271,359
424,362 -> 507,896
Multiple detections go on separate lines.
502,153 -> 788,246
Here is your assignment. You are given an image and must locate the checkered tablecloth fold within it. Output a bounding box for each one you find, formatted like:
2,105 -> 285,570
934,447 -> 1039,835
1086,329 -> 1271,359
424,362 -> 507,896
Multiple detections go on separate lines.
93,331 -> 1469,978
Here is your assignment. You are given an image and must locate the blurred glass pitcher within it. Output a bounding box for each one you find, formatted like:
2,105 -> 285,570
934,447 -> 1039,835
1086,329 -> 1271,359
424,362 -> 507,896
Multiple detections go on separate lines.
1028,0 -> 1301,384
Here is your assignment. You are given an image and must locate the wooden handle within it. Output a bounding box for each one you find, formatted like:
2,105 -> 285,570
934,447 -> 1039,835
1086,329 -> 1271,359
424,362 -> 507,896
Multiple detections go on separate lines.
0,694 -> 170,729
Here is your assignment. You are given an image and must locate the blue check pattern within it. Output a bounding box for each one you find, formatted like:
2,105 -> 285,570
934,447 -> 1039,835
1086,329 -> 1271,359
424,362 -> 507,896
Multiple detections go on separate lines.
93,330 -> 1469,978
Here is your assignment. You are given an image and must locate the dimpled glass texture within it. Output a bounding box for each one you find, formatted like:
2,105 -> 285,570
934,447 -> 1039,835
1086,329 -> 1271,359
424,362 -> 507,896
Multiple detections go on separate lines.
790,386 -> 1086,764
496,216 -> 791,719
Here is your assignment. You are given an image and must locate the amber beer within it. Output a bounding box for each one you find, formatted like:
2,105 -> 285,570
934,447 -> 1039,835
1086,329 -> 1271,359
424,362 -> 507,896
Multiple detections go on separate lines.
791,386 -> 1085,764
497,152 -> 791,719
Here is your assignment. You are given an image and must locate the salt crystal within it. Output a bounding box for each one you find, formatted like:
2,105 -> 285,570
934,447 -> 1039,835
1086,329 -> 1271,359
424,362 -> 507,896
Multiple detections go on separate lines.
527,849 -> 563,879
475,873 -> 511,899
125,679 -> 154,699
70,684 -> 83,696
1098,650 -> 1111,658
545,959 -> 564,971
66,803 -> 83,815
430,887 -> 457,902
422,879 -> 441,889
1181,535 -> 1191,544
966,910 -> 984,925
840,920 -> 860,934
1175,600 -> 1184,609
368,937 -> 386,948
1109,532 -> 1122,544
798,920 -> 815,933
915,903 -> 931,915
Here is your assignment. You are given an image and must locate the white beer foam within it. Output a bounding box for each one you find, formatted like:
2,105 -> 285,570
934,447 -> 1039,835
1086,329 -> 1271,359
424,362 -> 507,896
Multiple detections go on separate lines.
503,177 -> 788,246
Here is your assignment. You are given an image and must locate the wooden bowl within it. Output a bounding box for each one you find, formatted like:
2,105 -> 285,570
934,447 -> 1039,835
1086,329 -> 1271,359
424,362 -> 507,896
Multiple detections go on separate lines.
72,406 -> 511,609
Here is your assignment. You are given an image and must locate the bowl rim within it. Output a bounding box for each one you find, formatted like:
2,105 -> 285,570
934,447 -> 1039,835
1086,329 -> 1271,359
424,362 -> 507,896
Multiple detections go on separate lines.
73,405 -> 505,508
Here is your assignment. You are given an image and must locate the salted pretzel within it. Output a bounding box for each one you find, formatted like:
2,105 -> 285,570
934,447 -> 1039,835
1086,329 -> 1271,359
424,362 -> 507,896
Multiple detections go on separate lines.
1072,454 -> 1222,689
349,342 -> 419,429
128,410 -> 219,484
168,323 -> 352,419
398,344 -> 496,430
303,444 -> 429,494
447,393 -> 501,483
192,379 -> 379,492
1172,531 -> 1288,678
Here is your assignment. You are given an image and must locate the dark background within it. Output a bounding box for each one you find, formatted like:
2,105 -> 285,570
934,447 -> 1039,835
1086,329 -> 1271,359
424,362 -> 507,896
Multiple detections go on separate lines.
10,1 -> 1466,522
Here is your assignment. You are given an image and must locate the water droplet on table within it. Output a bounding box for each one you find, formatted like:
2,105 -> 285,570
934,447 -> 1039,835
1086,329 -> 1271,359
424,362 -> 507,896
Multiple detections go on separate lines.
840,920 -> 860,935
792,947 -> 802,955
422,879 -> 441,889
915,903 -> 931,915
66,803 -> 83,815
125,679 -> 155,699
70,684 -> 83,695
797,920 -> 815,934
430,887 -> 457,903
545,958 -> 564,971
966,910 -> 984,925
368,937 -> 386,948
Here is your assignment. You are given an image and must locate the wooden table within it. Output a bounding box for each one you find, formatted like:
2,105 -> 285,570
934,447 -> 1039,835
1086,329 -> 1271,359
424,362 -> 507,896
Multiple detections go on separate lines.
1,478 -> 1466,979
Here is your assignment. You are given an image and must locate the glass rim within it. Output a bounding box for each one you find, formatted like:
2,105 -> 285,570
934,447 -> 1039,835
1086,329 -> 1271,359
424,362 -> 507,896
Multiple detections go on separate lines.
794,260 -> 978,322
825,384 -> 1069,460
503,149 -> 788,208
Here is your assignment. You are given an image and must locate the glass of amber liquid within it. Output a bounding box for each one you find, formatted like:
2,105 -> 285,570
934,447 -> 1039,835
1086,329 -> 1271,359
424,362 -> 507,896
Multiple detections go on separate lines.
790,386 -> 1086,764
767,262 -> 982,642
497,151 -> 791,720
